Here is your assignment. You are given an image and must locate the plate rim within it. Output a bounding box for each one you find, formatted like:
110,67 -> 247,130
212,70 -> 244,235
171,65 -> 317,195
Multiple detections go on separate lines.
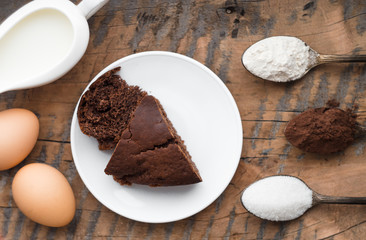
70,51 -> 243,223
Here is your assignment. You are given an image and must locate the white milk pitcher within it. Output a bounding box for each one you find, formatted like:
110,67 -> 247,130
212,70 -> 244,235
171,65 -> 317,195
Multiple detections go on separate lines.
0,0 -> 109,94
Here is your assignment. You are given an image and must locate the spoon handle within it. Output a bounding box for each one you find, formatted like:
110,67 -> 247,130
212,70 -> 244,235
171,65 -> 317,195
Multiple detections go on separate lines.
314,192 -> 366,205
318,54 -> 366,64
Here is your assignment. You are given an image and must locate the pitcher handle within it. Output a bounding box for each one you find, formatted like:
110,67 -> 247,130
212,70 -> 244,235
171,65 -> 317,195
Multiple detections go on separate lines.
77,0 -> 109,20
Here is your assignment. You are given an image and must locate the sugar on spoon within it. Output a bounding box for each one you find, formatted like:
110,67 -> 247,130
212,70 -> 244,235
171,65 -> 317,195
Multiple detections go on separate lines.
241,175 -> 366,221
241,36 -> 366,83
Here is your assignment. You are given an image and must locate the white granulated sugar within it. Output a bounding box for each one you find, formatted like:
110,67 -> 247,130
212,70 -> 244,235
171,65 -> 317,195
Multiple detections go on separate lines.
241,176 -> 313,221
242,36 -> 317,82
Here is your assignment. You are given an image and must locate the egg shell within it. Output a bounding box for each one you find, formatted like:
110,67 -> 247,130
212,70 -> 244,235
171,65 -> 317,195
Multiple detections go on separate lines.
12,163 -> 76,227
0,108 -> 39,171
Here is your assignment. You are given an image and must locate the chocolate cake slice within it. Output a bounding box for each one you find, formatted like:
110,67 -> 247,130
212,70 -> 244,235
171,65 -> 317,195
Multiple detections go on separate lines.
77,67 -> 146,150
104,95 -> 202,186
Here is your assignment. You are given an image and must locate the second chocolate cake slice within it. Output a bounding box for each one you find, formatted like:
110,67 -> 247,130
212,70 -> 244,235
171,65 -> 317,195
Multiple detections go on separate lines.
77,67 -> 146,150
104,95 -> 202,186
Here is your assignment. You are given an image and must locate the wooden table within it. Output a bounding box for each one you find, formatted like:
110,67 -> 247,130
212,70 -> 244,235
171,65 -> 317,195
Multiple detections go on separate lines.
1,0 -> 366,239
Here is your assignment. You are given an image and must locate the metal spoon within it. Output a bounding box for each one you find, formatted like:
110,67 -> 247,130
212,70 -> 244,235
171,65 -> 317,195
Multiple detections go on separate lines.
240,175 -> 366,221
241,36 -> 366,82
356,124 -> 366,137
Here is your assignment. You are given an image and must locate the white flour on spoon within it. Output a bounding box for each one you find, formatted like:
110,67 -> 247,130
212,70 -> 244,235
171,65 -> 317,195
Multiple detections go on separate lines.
242,36 -> 317,82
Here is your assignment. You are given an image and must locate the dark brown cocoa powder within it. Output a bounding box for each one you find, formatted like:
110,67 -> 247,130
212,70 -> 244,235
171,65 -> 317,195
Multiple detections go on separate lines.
284,102 -> 358,154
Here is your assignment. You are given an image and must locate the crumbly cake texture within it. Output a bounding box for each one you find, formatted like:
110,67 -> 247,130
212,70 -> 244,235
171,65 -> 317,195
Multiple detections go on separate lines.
104,95 -> 202,186
77,67 -> 146,150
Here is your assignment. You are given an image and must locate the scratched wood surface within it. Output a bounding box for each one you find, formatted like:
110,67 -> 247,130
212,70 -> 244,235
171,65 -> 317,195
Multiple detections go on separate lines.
1,0 -> 366,239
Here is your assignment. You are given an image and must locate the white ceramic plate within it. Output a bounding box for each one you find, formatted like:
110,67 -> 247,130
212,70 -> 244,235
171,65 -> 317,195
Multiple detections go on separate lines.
70,51 -> 243,223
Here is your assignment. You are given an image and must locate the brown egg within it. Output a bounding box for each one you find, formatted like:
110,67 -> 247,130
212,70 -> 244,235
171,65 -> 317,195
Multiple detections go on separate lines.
0,108 -> 39,171
12,163 -> 76,227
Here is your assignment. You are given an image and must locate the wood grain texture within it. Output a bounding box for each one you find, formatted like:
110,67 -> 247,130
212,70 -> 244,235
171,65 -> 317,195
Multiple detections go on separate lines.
1,0 -> 366,239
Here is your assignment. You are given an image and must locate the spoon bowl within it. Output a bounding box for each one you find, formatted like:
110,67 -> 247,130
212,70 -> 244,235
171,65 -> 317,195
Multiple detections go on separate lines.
241,175 -> 366,222
0,0 -> 108,94
241,36 -> 366,83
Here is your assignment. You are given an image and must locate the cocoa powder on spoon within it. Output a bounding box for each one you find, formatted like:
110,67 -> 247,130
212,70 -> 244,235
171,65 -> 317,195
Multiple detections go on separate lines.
284,100 -> 358,154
